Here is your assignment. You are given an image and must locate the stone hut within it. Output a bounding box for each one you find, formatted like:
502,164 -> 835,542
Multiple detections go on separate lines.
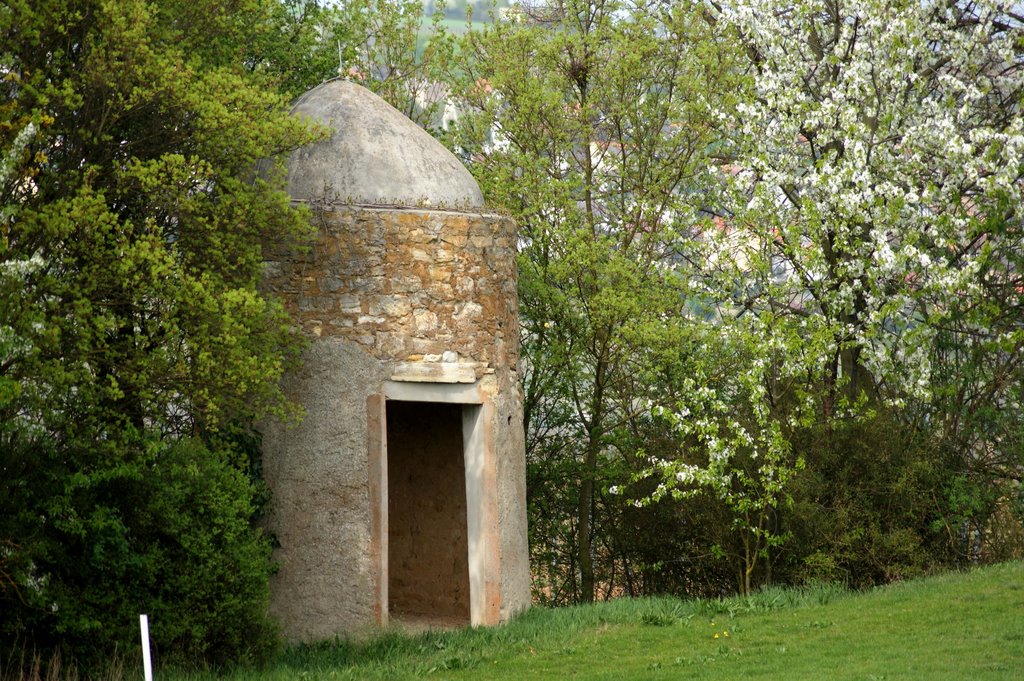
259,79 -> 530,641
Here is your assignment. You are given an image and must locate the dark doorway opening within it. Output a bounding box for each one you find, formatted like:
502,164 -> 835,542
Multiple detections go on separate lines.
386,401 -> 471,626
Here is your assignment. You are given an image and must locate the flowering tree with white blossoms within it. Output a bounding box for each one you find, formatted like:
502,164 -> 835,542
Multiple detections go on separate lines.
648,0 -> 1024,587
717,0 -> 1024,410
717,0 -> 1023,409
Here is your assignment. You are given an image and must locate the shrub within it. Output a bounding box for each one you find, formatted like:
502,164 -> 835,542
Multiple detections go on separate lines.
0,436 -> 277,673
778,413 -> 958,587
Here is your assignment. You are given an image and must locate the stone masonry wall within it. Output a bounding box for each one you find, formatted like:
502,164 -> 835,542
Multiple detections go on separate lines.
263,206 -> 519,379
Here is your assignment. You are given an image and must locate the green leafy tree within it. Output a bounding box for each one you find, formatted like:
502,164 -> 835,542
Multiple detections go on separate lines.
454,0 -> 1024,598
450,0 -> 744,603
249,0 -> 358,98
0,0 -> 323,668
333,0 -> 458,129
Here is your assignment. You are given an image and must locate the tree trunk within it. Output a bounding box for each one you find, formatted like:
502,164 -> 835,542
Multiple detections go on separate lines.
577,351 -> 607,603
577,413 -> 602,602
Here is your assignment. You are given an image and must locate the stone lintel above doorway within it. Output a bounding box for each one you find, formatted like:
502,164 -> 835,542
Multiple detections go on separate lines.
391,361 -> 478,384
383,379 -> 484,405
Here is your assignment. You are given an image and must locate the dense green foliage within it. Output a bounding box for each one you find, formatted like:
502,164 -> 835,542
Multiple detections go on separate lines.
443,0 -> 749,603
434,0 -> 1024,600
1,437 -> 277,669
349,0 -> 1024,605
0,0 -> 333,670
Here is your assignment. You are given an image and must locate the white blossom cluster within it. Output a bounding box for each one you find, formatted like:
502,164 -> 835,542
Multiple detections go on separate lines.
0,121 -> 37,226
716,0 -> 1024,401
0,253 -> 44,378
0,121 -> 35,187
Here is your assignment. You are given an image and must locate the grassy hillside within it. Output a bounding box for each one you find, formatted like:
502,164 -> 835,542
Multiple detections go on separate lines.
168,562 -> 1022,680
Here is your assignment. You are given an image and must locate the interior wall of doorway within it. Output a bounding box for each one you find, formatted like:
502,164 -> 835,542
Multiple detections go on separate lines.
370,380 -> 498,629
386,400 -> 471,624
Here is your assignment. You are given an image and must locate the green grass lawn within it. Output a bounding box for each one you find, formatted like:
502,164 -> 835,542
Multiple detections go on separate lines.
169,562 -> 1024,680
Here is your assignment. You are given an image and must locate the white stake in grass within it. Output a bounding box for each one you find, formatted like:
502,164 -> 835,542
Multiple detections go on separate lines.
140,614 -> 153,681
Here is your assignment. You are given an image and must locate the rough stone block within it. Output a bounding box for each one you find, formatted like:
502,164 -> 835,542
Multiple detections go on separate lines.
369,296 -> 412,318
429,265 -> 451,282
413,309 -> 439,334
454,301 -> 484,322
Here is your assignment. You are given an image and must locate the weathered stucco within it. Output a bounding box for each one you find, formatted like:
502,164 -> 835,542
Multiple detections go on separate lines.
287,79 -> 484,208
259,339 -> 388,639
259,79 -> 528,642
492,380 -> 530,621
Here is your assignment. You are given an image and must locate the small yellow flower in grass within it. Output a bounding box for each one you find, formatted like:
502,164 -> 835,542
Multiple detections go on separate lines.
714,633 -> 720,639
724,631 -> 729,637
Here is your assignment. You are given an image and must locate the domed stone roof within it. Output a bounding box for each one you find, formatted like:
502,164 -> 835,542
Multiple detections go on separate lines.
285,79 -> 485,209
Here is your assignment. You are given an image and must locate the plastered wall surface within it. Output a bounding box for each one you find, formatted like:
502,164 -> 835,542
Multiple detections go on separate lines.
260,339 -> 388,641
285,80 -> 485,209
491,383 -> 531,621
